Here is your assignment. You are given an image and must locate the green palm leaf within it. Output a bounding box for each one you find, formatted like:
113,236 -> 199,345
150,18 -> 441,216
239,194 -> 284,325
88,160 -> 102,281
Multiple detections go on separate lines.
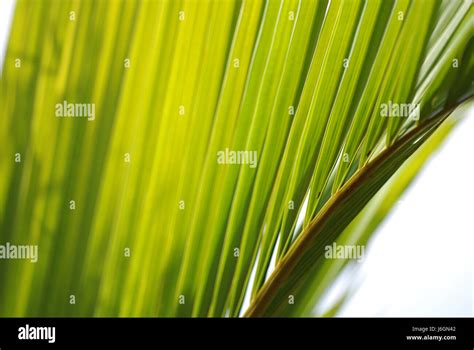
0,0 -> 472,317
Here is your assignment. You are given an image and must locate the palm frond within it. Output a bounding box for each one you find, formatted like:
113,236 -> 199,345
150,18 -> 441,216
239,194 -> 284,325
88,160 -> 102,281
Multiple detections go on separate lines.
0,0 -> 472,317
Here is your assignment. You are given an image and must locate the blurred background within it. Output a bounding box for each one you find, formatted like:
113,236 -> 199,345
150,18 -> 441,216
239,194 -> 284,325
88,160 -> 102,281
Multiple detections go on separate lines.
319,112 -> 473,317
